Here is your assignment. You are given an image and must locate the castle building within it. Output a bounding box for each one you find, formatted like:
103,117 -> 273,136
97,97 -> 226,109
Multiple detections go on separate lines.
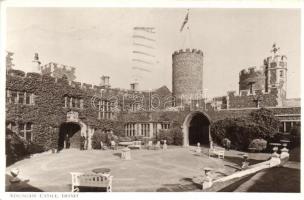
5,44 -> 301,151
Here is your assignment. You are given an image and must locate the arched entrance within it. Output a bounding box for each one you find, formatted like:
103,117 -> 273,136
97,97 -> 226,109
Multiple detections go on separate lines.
182,111 -> 211,147
58,122 -> 81,150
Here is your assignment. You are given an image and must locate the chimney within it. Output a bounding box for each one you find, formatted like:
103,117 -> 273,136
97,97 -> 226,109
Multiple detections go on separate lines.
32,52 -> 41,73
130,82 -> 139,91
100,75 -> 110,88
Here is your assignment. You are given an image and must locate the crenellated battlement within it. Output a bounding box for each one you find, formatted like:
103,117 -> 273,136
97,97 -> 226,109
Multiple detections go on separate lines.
172,48 -> 204,56
265,55 -> 287,64
228,87 -> 278,97
6,68 -> 158,96
41,62 -> 75,72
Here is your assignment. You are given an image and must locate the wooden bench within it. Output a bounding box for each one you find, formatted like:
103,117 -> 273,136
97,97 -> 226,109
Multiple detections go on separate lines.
128,141 -> 142,149
209,146 -> 225,159
70,172 -> 113,192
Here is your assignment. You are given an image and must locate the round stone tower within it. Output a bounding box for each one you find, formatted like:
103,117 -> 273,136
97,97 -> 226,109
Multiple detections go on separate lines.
239,66 -> 265,94
172,48 -> 204,104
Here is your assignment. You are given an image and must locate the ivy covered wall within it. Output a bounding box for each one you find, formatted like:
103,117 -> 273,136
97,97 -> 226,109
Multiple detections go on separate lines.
6,69 -> 126,151
6,69 -> 300,152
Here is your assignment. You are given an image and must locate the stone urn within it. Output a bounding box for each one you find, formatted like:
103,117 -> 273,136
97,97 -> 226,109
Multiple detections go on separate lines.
202,167 -> 213,189
272,146 -> 280,158
10,168 -> 21,184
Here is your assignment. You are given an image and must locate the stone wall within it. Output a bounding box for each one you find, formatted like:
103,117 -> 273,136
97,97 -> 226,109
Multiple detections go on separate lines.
227,88 -> 279,109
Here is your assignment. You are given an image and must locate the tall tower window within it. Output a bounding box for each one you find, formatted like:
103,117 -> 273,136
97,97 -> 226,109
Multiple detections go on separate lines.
280,70 -> 284,78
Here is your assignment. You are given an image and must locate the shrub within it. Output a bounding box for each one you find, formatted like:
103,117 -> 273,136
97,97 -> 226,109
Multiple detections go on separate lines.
172,127 -> 183,145
222,138 -> 231,149
155,127 -> 183,145
27,142 -> 45,154
6,129 -> 29,166
248,139 -> 267,152
211,108 -> 280,151
91,130 -> 109,149
157,129 -> 174,145
289,125 -> 301,148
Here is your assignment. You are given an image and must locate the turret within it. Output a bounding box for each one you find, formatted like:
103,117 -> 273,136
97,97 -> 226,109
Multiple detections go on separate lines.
264,43 -> 287,104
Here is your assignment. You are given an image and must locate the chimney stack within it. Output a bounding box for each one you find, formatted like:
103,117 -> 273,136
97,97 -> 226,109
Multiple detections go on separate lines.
130,82 -> 139,91
32,52 -> 41,73
100,75 -> 110,88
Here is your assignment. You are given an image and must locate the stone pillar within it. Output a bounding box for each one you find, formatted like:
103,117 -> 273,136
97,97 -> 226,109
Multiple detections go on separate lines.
64,96 -> 67,107
283,122 -> 286,133
183,124 -> 189,147
87,126 -> 94,150
149,123 -> 153,138
138,123 -> 142,136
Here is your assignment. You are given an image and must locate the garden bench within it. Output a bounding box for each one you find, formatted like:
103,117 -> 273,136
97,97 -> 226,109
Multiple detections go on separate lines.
70,172 -> 113,192
128,141 -> 142,149
208,146 -> 225,159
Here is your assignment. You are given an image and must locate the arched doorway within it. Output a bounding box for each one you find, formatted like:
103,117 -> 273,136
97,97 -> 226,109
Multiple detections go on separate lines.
58,122 -> 81,150
182,111 -> 211,147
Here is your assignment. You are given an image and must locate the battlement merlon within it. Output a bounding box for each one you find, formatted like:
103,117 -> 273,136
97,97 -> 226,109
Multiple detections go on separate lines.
228,87 -> 278,97
264,55 -> 288,64
41,62 -> 76,72
6,69 -> 159,99
172,48 -> 204,57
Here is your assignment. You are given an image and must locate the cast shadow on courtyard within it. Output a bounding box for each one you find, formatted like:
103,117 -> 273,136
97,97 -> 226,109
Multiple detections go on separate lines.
156,177 -> 202,192
217,167 -> 300,192
5,174 -> 43,192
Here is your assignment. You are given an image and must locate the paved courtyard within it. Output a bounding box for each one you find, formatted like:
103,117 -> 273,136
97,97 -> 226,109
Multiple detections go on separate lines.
7,146 -> 298,192
6,147 -> 251,192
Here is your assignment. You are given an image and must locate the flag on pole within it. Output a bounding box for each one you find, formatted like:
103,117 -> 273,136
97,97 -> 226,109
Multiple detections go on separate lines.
180,10 -> 189,32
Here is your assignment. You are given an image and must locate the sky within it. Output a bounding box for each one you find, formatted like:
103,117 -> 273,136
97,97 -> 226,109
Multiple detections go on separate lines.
6,8 -> 301,98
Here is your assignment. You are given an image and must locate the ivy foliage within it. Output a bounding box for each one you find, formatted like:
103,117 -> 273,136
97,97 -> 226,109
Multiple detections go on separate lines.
6,70 -> 124,152
211,108 -> 280,151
